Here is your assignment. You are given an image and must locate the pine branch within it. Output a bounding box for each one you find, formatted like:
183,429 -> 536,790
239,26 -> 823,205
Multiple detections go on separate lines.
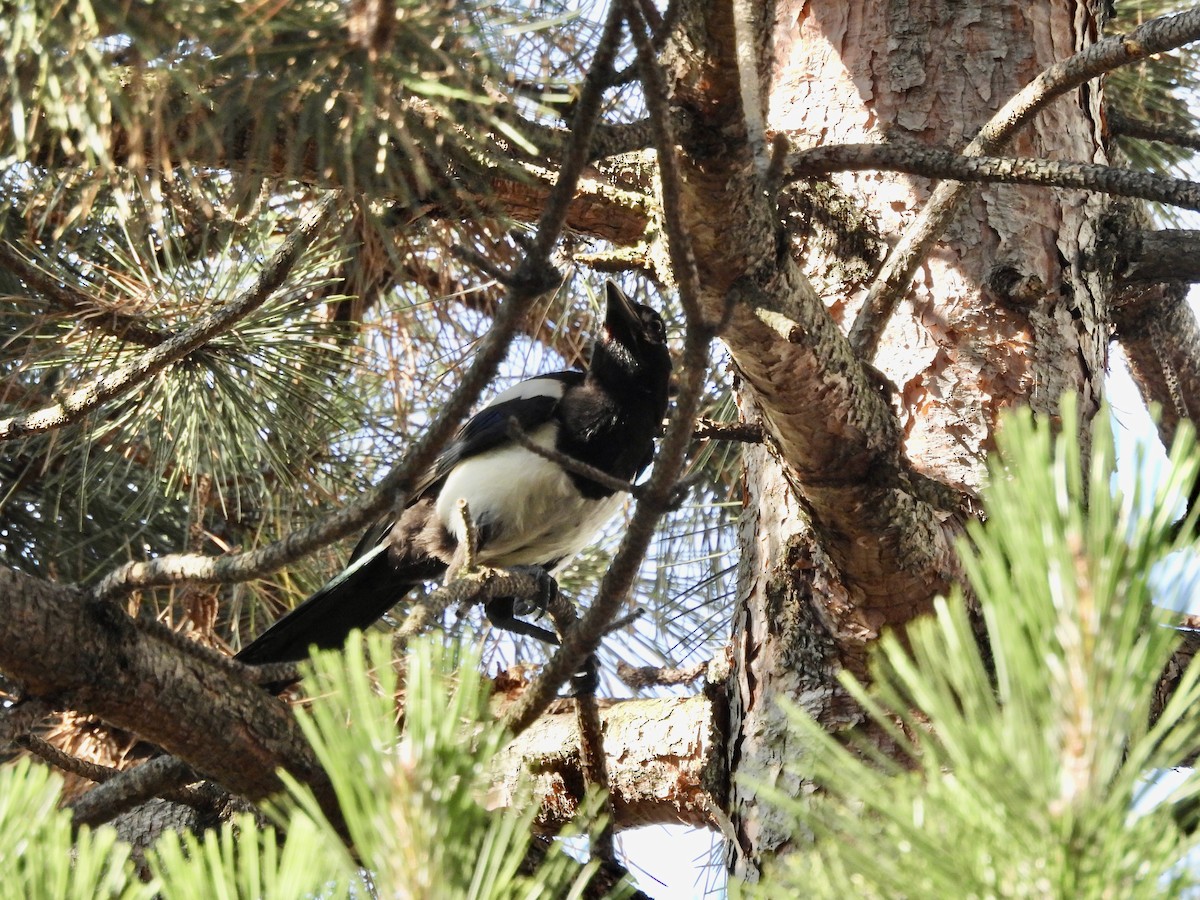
0,569 -> 334,820
847,5 -> 1200,359
0,196 -> 338,441
0,245 -> 163,347
1108,106 -> 1200,154
786,143 -> 1200,212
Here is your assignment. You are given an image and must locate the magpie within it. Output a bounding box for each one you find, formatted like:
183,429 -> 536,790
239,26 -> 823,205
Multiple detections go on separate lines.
235,281 -> 672,667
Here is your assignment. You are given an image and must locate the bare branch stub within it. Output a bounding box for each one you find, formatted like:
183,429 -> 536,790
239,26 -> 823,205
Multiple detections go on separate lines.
616,659 -> 708,690
693,417 -> 763,443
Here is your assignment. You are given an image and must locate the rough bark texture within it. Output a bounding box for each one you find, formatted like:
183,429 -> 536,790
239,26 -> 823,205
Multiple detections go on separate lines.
491,693 -> 725,833
712,0 -> 1110,878
772,1 -> 1108,488
0,569 -> 330,807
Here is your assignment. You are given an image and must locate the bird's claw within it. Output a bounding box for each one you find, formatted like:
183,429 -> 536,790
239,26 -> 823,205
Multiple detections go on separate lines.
484,566 -> 561,646
508,565 -> 559,619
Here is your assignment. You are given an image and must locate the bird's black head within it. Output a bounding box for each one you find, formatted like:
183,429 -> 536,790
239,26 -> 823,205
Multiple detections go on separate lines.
593,281 -> 673,399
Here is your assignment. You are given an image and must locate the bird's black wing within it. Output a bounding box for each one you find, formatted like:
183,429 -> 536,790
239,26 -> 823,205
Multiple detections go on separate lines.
424,375 -> 582,490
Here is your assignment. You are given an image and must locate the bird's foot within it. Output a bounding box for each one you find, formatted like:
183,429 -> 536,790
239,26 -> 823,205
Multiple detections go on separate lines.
507,564 -> 559,619
485,596 -> 560,647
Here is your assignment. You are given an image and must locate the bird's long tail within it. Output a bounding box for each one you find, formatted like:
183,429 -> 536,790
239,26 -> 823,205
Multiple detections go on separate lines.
234,543 -> 420,666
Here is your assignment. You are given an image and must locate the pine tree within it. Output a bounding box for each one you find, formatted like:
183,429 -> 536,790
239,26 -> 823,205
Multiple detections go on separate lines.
4,0 -> 1200,894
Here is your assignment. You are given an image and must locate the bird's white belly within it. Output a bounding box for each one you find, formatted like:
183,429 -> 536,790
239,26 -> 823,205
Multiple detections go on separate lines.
435,424 -> 625,569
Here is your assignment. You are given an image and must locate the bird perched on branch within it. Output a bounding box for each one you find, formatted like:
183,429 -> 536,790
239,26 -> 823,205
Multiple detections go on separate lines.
235,281 -> 672,667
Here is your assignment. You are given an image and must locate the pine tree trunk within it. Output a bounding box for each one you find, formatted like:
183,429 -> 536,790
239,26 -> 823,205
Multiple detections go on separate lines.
715,0 -> 1110,877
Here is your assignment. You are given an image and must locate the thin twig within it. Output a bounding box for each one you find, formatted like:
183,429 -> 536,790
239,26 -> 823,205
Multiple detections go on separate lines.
134,614 -> 301,688
16,733 -> 121,784
133,614 -> 258,681
392,566 -> 553,647
18,733 -> 236,820
450,244 -> 513,284
503,0 -> 712,736
518,2 -> 627,275
244,661 -> 303,687
460,498 -> 480,570
0,196 -> 338,441
606,608 -> 645,634
543,594 -> 615,865
628,1 -> 703,326
787,142 -> 1200,211
848,6 -> 1200,359
507,418 -> 642,497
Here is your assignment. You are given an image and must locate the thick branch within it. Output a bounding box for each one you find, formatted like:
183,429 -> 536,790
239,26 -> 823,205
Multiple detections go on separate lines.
0,568 -> 330,809
787,144 -> 1200,212
492,692 -> 723,832
726,277 -> 961,628
1120,230 -> 1200,284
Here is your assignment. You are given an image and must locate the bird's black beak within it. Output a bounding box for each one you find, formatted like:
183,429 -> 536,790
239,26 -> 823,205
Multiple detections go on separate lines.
604,280 -> 640,345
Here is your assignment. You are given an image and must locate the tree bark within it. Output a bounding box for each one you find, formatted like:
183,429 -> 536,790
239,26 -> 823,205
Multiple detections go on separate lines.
0,569 -> 330,806
711,0 -> 1110,878
491,692 -> 726,832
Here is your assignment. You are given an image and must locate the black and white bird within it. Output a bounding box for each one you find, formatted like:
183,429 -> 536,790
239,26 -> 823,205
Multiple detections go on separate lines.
235,281 -> 672,667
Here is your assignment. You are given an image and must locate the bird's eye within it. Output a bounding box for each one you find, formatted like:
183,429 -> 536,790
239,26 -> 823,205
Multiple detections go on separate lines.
643,313 -> 666,342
